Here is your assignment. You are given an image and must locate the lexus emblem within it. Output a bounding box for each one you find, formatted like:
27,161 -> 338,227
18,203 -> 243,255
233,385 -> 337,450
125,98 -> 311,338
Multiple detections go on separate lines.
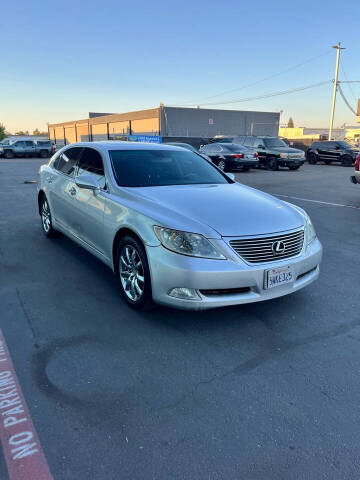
272,241 -> 286,254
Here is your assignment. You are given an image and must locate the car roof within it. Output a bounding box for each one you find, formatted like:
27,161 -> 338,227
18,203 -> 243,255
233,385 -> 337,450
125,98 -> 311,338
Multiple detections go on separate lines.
62,141 -> 184,152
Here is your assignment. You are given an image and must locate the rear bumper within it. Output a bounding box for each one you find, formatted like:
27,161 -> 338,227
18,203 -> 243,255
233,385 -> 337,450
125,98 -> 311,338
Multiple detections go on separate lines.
229,159 -> 259,169
146,237 -> 322,310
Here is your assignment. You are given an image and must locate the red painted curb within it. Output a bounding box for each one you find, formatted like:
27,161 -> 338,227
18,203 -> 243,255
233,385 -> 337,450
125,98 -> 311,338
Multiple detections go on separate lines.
0,330 -> 53,480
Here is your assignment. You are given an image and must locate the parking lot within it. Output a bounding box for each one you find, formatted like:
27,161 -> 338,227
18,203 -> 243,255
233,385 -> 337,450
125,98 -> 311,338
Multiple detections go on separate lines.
1,157 -> 360,479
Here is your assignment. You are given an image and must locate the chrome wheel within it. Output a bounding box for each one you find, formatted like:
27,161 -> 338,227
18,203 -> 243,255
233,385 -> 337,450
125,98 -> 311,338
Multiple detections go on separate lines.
119,245 -> 145,302
41,200 -> 51,233
218,160 -> 226,171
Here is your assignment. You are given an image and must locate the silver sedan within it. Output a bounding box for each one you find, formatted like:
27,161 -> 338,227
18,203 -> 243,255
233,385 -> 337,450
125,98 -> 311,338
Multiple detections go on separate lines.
37,142 -> 322,310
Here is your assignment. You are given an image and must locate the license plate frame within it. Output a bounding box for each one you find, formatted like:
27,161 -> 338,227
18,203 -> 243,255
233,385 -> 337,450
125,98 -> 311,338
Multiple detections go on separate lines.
264,265 -> 294,290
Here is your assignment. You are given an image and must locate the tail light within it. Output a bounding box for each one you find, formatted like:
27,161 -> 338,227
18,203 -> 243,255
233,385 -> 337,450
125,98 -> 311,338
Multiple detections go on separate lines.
255,152 -> 258,158
355,154 -> 360,171
231,154 -> 243,158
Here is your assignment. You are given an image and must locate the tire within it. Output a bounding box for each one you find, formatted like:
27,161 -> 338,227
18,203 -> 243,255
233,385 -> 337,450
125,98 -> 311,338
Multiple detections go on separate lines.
40,150 -> 48,158
324,160 -> 331,165
217,159 -> 226,171
289,165 -> 300,170
40,195 -> 57,238
308,152 -> 317,165
116,235 -> 154,311
341,155 -> 353,167
241,166 -> 250,172
266,157 -> 278,171
4,150 -> 14,159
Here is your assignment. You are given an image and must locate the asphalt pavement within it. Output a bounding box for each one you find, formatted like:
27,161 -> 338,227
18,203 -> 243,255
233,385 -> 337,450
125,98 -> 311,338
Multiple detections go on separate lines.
0,158 -> 360,479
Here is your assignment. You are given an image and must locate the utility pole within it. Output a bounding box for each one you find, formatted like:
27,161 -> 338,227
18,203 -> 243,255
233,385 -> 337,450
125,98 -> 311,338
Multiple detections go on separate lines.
329,42 -> 345,140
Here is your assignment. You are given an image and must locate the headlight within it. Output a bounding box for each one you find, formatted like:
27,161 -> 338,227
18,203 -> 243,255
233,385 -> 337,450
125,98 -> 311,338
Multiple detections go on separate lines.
305,214 -> 316,246
153,226 -> 225,259
280,153 -> 288,159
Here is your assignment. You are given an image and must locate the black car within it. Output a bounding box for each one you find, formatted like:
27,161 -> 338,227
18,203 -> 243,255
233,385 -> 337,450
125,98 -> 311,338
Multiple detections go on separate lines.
199,143 -> 259,172
216,136 -> 305,171
306,141 -> 359,167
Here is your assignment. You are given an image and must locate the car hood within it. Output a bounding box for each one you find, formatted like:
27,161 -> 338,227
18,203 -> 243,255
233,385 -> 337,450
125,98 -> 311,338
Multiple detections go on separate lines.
132,183 -> 304,237
270,146 -> 304,154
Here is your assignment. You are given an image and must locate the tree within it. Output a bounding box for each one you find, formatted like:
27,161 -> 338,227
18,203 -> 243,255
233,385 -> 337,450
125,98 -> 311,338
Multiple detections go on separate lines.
15,130 -> 29,136
287,117 -> 294,128
33,128 -> 41,136
0,123 -> 6,141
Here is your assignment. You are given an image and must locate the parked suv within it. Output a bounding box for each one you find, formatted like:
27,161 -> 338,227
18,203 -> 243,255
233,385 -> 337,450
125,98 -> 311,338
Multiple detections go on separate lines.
212,136 -> 305,171
307,141 -> 359,167
0,139 -> 54,158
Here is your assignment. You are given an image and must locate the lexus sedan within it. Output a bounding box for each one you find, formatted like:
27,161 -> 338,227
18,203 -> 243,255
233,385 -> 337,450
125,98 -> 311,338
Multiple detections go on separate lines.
199,143 -> 259,171
38,142 -> 322,311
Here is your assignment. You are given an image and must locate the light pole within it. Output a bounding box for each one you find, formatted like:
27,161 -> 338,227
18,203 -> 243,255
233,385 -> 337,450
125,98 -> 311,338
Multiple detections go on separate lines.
329,42 -> 345,140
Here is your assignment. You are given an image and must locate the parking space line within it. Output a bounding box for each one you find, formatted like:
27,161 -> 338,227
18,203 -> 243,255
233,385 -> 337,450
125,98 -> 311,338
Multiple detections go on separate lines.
274,194 -> 360,210
0,330 -> 53,480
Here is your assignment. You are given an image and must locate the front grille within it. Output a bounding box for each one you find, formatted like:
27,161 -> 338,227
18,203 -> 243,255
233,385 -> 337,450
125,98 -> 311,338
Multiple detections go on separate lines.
229,229 -> 304,264
200,287 -> 251,297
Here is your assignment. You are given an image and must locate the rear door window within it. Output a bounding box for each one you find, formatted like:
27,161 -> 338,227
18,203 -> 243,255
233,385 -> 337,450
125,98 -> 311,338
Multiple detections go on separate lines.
54,147 -> 83,177
243,137 -> 255,147
77,147 -> 106,189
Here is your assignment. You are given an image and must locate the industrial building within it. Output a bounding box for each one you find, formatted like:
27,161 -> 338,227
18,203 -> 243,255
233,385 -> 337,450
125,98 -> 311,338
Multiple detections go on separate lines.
48,106 -> 280,147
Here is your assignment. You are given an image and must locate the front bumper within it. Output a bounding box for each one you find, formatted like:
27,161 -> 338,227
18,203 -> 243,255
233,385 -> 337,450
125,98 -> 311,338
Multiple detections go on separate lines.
146,237 -> 322,310
278,158 -> 305,167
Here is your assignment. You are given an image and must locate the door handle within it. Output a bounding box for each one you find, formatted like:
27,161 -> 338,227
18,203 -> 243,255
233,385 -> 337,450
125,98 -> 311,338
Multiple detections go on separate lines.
69,187 -> 77,196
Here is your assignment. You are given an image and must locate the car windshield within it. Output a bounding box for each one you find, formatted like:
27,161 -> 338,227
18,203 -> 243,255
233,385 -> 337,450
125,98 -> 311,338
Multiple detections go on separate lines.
264,138 -> 287,148
336,141 -> 352,149
109,149 -> 230,187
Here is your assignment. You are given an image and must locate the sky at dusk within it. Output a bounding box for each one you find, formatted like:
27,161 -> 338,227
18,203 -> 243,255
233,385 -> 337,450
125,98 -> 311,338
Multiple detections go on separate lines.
2,0 -> 360,133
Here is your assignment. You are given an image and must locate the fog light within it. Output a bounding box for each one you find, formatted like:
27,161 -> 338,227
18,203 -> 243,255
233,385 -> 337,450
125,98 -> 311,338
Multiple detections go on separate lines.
168,288 -> 200,300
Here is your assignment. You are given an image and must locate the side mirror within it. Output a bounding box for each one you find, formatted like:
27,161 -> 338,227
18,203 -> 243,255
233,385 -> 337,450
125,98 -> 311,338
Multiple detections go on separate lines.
226,172 -> 235,181
258,145 -> 265,149
335,145 -> 340,150
75,173 -> 100,191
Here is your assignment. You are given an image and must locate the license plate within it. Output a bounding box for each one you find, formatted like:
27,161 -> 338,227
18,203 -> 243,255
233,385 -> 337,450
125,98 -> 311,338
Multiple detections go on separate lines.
265,265 -> 294,289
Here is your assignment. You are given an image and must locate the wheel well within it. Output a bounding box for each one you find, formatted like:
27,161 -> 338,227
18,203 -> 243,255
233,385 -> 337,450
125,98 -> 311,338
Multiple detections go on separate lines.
38,190 -> 45,215
112,228 -> 144,274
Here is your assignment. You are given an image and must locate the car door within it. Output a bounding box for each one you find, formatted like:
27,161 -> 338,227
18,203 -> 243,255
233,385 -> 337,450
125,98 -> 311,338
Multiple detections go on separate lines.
331,142 -> 343,162
72,147 -> 108,255
317,142 -> 331,160
47,147 -> 83,231
13,141 -> 26,156
25,141 -> 36,156
253,138 -> 266,164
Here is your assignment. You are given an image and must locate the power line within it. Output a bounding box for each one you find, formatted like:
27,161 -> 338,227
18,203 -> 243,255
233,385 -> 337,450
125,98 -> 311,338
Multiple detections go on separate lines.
340,59 -> 358,103
338,84 -> 357,115
171,81 -> 331,107
173,50 -> 332,106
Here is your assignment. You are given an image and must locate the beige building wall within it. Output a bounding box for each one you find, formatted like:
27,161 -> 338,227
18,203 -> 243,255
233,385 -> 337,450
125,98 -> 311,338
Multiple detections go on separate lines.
64,126 -> 76,144
76,124 -> 90,142
108,121 -> 130,136
131,117 -> 159,134
279,127 -> 305,138
55,126 -> 65,143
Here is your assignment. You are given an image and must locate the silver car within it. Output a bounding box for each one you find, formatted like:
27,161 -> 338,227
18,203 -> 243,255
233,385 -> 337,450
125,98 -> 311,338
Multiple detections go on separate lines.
37,142 -> 322,310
